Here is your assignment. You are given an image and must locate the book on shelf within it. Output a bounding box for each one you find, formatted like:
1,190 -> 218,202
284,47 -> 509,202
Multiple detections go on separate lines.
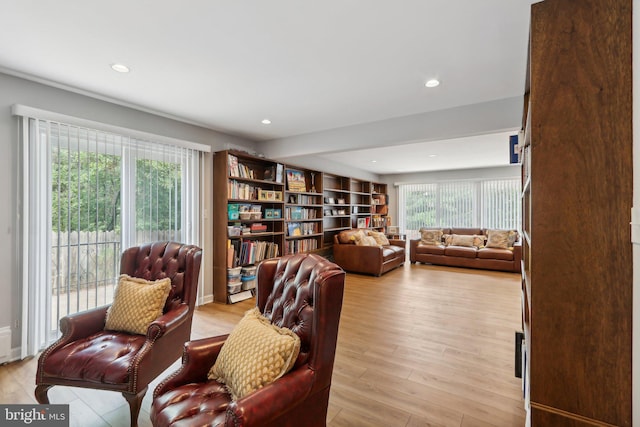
228,239 -> 279,267
228,204 -> 239,220
276,163 -> 284,183
288,222 -> 302,236
290,206 -> 303,220
228,290 -> 253,304
228,154 -> 240,177
250,223 -> 268,232
286,169 -> 307,192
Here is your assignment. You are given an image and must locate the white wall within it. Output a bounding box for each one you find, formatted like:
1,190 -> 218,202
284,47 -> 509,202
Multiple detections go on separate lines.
0,72 -> 257,350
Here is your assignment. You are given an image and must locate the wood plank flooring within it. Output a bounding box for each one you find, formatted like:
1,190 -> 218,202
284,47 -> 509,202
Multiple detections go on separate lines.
0,263 -> 525,426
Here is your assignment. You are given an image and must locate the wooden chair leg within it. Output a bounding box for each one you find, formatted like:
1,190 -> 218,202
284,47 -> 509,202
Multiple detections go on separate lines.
123,387 -> 148,427
34,384 -> 52,404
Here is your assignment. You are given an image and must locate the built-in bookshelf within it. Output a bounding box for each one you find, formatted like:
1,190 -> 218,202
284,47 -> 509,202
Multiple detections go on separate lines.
322,174 -> 352,249
214,150 -> 393,302
213,150 -> 285,303
283,167 -> 324,255
349,178 -> 371,229
371,182 -> 389,231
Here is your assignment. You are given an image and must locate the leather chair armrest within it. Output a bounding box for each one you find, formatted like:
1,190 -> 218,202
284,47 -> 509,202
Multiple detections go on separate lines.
225,367 -> 315,426
409,239 -> 420,262
146,303 -> 189,340
153,335 -> 229,398
59,305 -> 109,342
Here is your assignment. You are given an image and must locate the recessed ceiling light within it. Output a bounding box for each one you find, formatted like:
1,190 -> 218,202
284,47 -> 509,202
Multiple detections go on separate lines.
425,79 -> 440,88
371,160 -> 377,163
261,119 -> 271,125
428,154 -> 437,158
111,63 -> 130,73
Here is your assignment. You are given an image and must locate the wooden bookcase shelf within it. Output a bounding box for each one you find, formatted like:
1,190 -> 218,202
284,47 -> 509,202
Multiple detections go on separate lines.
213,150 -> 285,304
214,150 -> 392,303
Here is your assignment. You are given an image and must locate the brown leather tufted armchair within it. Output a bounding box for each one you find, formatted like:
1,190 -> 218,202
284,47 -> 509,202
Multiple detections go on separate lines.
150,253 -> 345,427
35,241 -> 203,427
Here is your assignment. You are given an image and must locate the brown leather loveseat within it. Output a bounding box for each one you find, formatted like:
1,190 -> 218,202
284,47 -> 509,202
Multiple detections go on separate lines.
410,228 -> 521,273
332,229 -> 405,276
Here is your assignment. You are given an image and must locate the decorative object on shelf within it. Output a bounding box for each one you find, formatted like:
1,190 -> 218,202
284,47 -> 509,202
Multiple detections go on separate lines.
263,165 -> 276,181
258,189 -> 283,201
286,169 -> 307,192
310,172 -> 317,193
357,218 -> 367,229
337,198 -> 345,204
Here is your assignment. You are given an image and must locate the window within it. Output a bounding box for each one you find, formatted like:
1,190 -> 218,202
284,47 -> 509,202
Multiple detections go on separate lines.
16,106 -> 209,357
398,178 -> 520,239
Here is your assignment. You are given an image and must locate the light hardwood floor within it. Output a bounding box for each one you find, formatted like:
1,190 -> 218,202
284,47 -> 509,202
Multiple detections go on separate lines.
0,263 -> 525,427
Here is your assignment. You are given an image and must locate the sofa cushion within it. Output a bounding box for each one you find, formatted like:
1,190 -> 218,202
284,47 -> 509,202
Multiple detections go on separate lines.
381,247 -> 399,262
444,246 -> 478,258
419,228 -> 443,245
486,229 -> 518,249
416,244 -> 446,255
477,247 -> 514,261
208,307 -> 301,400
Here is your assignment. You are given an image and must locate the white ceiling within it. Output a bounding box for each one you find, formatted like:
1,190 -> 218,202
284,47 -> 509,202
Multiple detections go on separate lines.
0,0 -> 535,175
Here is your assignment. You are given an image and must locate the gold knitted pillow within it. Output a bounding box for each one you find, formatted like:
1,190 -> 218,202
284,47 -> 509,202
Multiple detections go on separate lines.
208,307 -> 301,400
104,274 -> 171,335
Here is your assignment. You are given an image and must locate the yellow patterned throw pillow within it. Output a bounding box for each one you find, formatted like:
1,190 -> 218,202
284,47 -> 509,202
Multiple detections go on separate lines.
104,274 -> 171,335
208,307 -> 301,400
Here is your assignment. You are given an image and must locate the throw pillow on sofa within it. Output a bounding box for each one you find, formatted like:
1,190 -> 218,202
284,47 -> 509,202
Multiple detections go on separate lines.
449,234 -> 485,248
355,234 -> 378,246
367,230 -> 390,246
419,228 -> 443,245
486,229 -> 517,249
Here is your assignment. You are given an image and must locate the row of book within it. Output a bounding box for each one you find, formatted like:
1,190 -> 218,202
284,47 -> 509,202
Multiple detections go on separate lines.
287,222 -> 318,236
228,154 -> 285,183
284,238 -> 319,254
285,206 -> 318,220
227,154 -> 255,179
227,239 -> 279,267
228,180 -> 260,200
288,194 -> 320,204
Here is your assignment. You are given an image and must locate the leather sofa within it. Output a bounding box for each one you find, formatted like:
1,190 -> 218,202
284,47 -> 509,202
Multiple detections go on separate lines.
410,228 -> 521,273
332,229 -> 405,276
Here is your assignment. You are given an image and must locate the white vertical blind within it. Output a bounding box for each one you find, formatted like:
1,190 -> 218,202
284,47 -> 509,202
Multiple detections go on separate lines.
398,178 -> 520,239
18,112 -> 206,358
